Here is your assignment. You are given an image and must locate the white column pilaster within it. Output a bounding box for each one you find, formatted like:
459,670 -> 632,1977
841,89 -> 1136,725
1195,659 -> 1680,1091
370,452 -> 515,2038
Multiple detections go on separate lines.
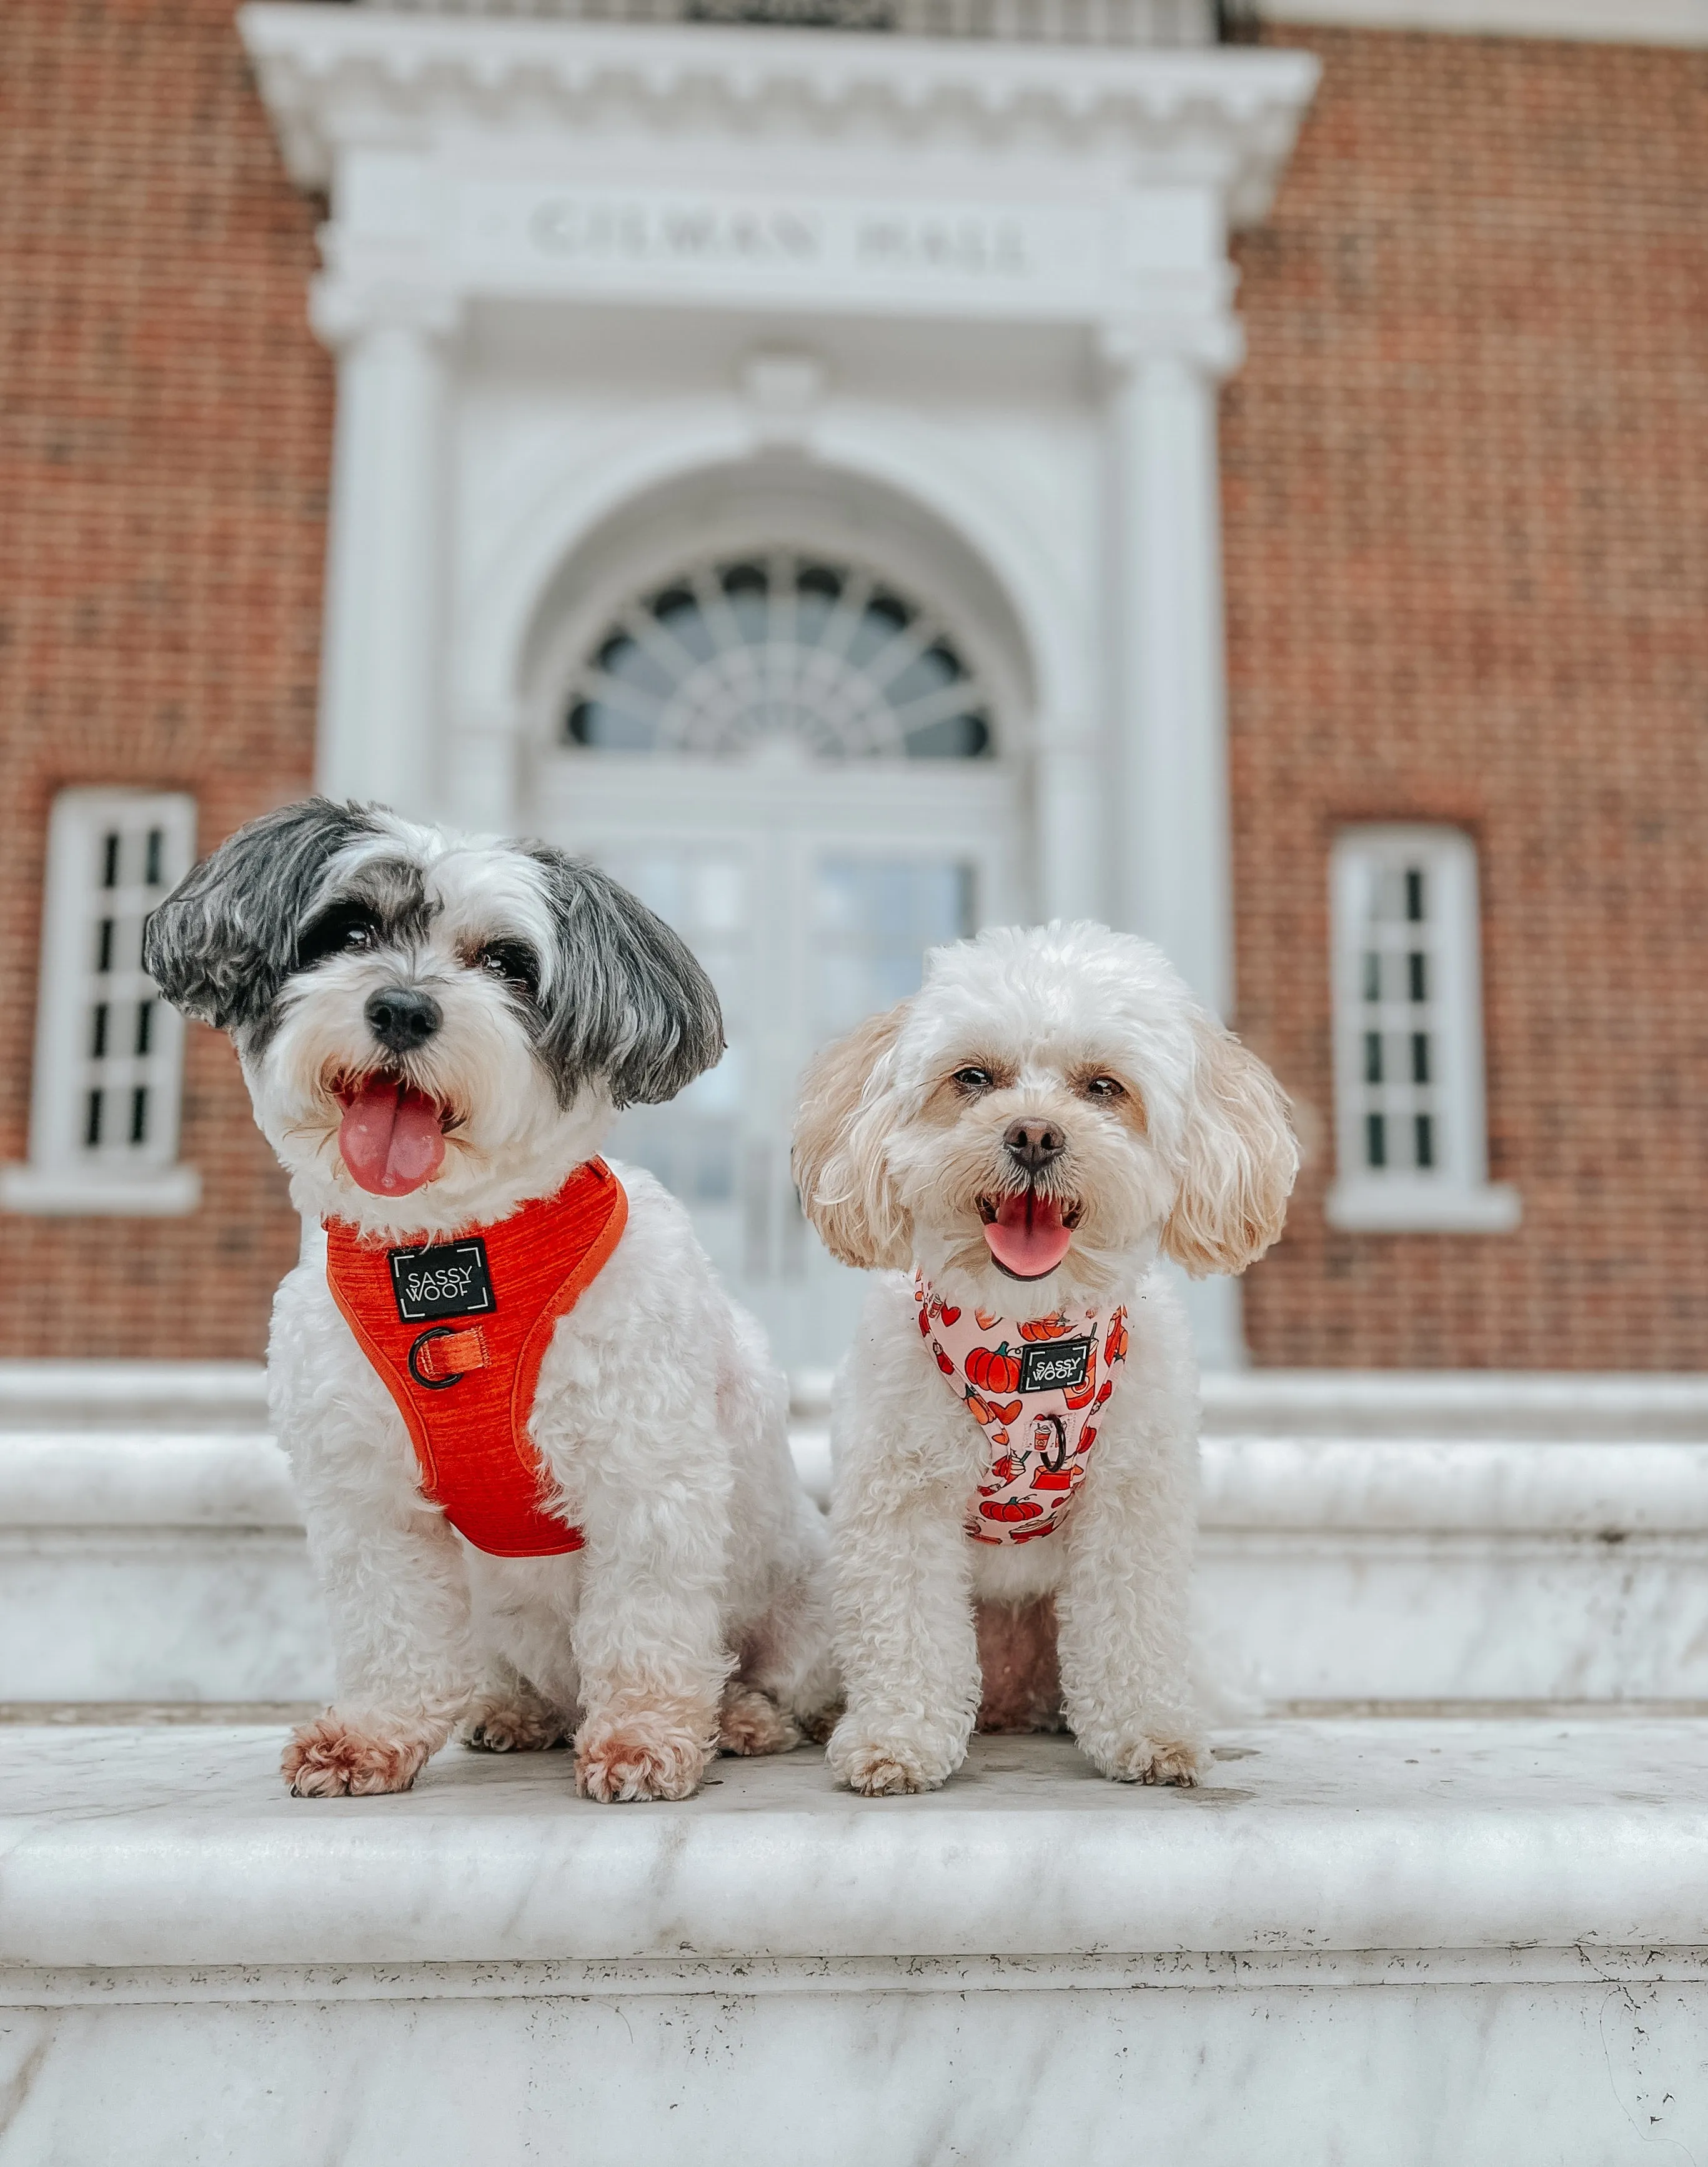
1100,321 -> 1243,1017
1101,316 -> 1248,1370
1035,722 -> 1106,924
310,281 -> 461,822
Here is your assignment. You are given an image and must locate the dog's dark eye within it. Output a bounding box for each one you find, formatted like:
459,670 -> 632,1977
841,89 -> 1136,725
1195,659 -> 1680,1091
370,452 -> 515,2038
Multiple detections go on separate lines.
474,942 -> 540,999
953,1066 -> 995,1093
295,906 -> 380,969
1082,1074 -> 1125,1100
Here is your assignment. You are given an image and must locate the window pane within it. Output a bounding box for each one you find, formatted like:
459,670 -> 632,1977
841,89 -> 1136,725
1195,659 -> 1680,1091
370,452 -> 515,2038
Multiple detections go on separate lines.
812,857 -> 975,1042
1331,825 -> 1498,1213
563,551 -> 992,764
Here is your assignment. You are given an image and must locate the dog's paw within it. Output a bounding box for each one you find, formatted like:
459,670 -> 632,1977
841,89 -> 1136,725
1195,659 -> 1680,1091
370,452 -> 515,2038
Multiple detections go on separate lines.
826,1713 -> 959,1796
283,1713 -> 432,1798
795,1697 -> 844,1747
717,1683 -> 802,1758
460,1699 -> 572,1753
1086,1727 -> 1203,1788
575,1700 -> 716,1803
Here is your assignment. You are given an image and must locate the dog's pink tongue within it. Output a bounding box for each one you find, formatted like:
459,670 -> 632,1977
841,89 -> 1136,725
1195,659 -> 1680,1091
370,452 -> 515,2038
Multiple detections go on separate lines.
337,1080 -> 445,1197
983,1193 -> 1073,1279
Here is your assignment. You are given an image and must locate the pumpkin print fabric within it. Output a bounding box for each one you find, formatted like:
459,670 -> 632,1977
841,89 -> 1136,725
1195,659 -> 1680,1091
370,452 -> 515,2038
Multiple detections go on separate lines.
914,1272 -> 1130,1546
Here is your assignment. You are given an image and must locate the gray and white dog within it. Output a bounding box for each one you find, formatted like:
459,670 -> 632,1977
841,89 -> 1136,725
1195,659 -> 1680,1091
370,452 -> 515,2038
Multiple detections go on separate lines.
146,798 -> 836,1799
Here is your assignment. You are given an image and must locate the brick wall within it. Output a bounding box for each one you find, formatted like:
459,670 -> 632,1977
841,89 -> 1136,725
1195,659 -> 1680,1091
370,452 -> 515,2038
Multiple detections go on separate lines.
4,10 -> 1704,1367
1226,28 -> 1708,1367
0,0 -> 328,1357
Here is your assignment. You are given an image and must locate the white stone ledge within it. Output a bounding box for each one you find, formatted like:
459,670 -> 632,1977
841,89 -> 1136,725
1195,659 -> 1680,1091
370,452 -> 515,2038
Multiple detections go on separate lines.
8,1940 -> 1708,2010
7,1428 -> 1708,1536
10,1360 -> 1706,1442
1200,1369 -> 1708,1440
1201,1438 -> 1708,1533
0,1435 -> 300,1529
0,1362 -> 270,1430
4,1722 -> 1708,1971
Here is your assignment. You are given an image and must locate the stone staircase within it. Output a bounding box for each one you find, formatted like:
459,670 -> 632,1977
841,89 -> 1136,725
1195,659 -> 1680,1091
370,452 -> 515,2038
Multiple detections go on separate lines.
4,1361 -> 1706,1710
3,1360 -> 1707,2161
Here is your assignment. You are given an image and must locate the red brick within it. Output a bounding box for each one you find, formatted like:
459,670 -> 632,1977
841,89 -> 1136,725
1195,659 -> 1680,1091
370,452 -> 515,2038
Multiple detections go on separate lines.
0,0 -> 332,1357
1226,27 -> 1708,1368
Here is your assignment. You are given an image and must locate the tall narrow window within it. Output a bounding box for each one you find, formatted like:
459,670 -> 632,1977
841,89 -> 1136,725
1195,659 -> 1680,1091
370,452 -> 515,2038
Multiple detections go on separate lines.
1,790 -> 200,1215
1326,826 -> 1519,1233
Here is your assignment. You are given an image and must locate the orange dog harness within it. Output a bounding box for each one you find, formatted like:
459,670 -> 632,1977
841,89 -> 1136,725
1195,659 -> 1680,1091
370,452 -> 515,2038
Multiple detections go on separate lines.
324,1160 -> 628,1558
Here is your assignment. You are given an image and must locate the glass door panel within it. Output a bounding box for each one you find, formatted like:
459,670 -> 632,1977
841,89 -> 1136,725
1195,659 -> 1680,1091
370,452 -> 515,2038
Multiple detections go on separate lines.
810,856 -> 976,1040
593,834 -> 986,1370
594,843 -> 757,1292
557,778 -> 1020,1372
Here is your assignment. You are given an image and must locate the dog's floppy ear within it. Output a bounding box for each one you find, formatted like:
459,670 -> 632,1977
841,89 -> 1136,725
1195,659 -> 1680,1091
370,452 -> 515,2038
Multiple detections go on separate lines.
1161,1014 -> 1298,1277
142,797 -> 377,1035
521,847 -> 725,1108
792,1000 -> 913,1272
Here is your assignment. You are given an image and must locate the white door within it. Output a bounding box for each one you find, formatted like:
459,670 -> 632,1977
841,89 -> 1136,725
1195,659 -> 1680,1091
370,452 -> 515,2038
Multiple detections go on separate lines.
535,548 -> 1026,1373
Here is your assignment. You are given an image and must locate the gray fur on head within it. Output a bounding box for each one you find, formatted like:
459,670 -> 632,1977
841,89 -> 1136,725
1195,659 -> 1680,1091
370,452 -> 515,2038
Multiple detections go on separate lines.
143,799 -> 379,1037
519,844 -> 725,1108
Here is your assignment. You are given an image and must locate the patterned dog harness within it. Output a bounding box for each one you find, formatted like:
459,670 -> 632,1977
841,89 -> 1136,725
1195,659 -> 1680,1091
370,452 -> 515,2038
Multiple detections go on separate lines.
324,1159 -> 628,1558
915,1272 -> 1130,1545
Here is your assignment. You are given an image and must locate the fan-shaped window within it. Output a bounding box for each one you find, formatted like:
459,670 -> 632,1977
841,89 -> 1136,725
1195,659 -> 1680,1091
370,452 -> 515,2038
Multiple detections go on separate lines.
565,552 -> 992,762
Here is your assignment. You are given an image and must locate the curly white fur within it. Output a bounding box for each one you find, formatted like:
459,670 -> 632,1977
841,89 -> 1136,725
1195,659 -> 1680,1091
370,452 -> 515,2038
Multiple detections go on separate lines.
792,922 -> 1298,1797
149,802 -> 837,1801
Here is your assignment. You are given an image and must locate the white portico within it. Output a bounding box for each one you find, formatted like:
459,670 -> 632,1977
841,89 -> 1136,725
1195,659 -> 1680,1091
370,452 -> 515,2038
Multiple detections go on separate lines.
242,2 -> 1317,1369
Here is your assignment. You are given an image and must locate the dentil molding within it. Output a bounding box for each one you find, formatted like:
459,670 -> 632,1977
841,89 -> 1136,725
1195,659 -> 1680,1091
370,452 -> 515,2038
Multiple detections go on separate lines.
238,6 -> 1319,227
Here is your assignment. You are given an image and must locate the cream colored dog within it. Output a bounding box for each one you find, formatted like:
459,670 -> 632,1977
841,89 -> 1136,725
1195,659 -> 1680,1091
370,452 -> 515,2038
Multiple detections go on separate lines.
792,922 -> 1297,1796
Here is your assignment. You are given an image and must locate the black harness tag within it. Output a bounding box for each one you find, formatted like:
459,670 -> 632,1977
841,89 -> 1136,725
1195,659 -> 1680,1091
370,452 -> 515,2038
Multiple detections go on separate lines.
1018,1337 -> 1092,1395
387,1237 -> 496,1324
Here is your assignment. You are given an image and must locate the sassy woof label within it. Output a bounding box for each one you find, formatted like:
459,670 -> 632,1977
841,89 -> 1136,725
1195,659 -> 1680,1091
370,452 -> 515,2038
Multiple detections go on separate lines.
388,1237 -> 496,1324
1017,1338 -> 1091,1395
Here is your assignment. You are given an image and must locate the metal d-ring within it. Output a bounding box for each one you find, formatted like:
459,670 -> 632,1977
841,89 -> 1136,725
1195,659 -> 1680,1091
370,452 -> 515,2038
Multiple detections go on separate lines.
408,1325 -> 467,1391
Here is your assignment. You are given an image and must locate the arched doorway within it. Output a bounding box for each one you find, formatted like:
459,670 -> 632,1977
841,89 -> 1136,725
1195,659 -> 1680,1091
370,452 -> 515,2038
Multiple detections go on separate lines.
525,479 -> 1032,1370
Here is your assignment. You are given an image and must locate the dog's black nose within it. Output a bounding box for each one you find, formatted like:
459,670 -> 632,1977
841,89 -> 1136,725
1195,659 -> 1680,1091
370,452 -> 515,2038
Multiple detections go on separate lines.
1004,1117 -> 1066,1173
365,986 -> 441,1055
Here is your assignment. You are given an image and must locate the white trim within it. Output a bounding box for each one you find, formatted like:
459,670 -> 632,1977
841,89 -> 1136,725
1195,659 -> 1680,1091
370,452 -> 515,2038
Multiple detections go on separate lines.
2,790 -> 200,1220
1326,824 -> 1518,1235
241,9 -> 1319,224
1257,0 -> 1708,46
0,1165 -> 202,1218
1323,1176 -> 1520,1233
359,0 -> 1219,40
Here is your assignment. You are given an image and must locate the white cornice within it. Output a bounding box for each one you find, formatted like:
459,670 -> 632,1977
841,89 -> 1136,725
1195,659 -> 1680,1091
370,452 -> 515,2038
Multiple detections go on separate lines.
1258,0 -> 1708,44
237,6 -> 1319,224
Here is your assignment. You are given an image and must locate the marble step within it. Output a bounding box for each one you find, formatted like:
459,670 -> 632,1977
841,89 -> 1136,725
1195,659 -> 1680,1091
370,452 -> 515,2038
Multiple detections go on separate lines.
2,1363 -> 1706,1708
3,1716 -> 1707,2163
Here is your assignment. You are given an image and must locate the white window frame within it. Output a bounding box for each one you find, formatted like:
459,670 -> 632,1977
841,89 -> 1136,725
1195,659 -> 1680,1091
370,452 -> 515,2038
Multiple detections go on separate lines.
1,789 -> 201,1216
1325,824 -> 1520,1234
